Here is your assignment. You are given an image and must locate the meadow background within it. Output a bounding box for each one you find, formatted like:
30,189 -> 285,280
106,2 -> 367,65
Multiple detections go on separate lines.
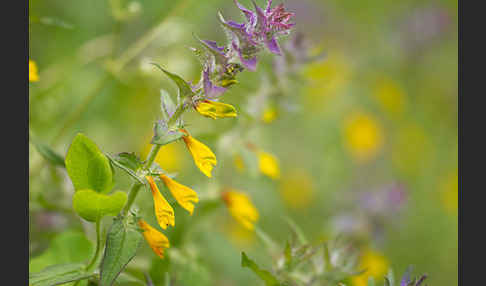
29,0 -> 458,285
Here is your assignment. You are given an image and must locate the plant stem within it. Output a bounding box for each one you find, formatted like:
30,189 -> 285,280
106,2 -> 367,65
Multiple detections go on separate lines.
121,143 -> 161,216
86,219 -> 102,272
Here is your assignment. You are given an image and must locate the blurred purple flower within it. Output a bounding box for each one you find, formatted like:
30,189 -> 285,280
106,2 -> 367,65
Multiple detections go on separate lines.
397,4 -> 452,54
359,182 -> 407,217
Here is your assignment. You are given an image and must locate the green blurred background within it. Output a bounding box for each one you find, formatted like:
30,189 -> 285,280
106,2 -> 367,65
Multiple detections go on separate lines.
29,0 -> 458,285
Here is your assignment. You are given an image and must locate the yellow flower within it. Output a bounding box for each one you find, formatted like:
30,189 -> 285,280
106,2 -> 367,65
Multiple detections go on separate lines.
181,130 -> 217,178
146,176 -> 175,229
159,174 -> 199,215
222,190 -> 259,231
442,170 -> 458,214
258,151 -> 280,180
261,106 -> 278,124
279,170 -> 315,210
29,60 -> 39,82
351,249 -> 389,286
373,77 -> 407,117
138,219 -> 170,258
343,112 -> 384,163
195,100 -> 237,119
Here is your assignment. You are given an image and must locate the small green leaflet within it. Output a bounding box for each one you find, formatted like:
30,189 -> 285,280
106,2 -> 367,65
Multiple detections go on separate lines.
241,252 -> 281,286
100,215 -> 143,286
151,120 -> 185,146
72,189 -> 127,222
65,133 -> 113,194
29,263 -> 95,286
106,153 -> 145,184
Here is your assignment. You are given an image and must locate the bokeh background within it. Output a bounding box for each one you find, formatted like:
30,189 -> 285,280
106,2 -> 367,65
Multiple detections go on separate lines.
29,0 -> 458,285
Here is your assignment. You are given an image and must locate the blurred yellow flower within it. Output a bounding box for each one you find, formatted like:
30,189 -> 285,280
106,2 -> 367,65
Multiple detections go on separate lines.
258,151 -> 280,180
222,190 -> 259,231
279,170 -> 315,210
195,100 -> 237,119
138,219 -> 170,259
29,60 -> 39,82
303,52 -> 352,111
181,131 -> 217,178
343,112 -> 384,162
146,176 -> 175,229
141,138 -> 184,173
442,170 -> 458,214
261,106 -> 278,124
373,77 -> 407,117
351,249 -> 389,286
159,173 -> 199,215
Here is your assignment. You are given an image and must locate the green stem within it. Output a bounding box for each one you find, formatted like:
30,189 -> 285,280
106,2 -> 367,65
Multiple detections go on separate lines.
86,219 -> 102,271
121,143 -> 161,216
121,100 -> 186,216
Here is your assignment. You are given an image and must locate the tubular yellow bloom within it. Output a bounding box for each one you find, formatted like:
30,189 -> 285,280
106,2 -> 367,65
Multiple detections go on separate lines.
160,174 -> 199,215
181,130 -> 217,178
258,151 -> 280,180
138,219 -> 170,259
29,60 -> 39,82
195,100 -> 237,119
145,176 -> 175,229
222,190 -> 259,231
351,249 -> 389,286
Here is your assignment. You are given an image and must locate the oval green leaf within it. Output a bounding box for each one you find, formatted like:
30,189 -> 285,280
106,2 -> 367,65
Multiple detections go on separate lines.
73,189 -> 127,222
65,133 -> 113,193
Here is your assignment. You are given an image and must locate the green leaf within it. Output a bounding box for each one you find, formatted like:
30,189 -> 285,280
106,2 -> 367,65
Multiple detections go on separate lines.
30,136 -> 65,167
106,153 -> 145,184
160,89 -> 177,122
73,189 -> 127,222
65,133 -> 113,193
29,231 -> 94,274
241,252 -> 281,286
29,263 -> 95,286
151,63 -> 194,98
151,120 -> 185,146
113,273 -> 146,286
100,216 -> 143,286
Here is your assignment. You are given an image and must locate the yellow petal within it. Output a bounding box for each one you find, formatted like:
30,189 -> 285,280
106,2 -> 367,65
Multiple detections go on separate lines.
222,190 -> 259,231
160,174 -> 199,215
138,219 -> 170,258
146,176 -> 175,229
182,131 -> 217,178
258,151 -> 280,180
195,100 -> 237,119
29,60 -> 39,82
